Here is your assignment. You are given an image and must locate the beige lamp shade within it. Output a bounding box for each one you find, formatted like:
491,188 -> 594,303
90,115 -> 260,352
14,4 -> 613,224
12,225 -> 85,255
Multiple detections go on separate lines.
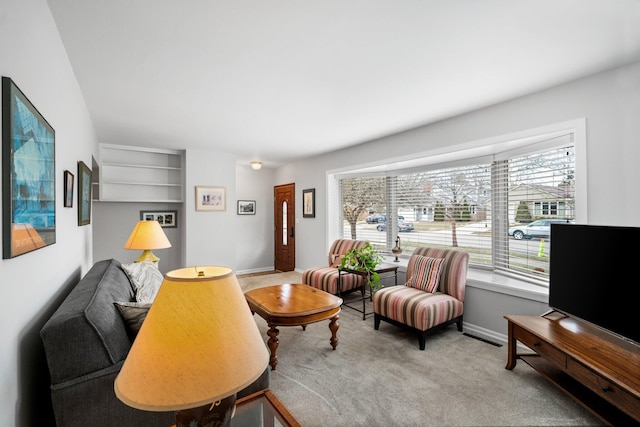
123,220 -> 171,263
114,266 -> 269,411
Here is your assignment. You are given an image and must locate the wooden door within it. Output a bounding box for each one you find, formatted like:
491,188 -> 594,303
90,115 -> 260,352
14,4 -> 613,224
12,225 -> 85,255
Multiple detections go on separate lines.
274,183 -> 295,271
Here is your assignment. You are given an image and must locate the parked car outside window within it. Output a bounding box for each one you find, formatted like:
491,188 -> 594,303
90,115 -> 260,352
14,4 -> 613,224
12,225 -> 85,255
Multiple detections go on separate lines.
365,213 -> 386,223
365,214 -> 405,223
377,217 -> 414,232
508,218 -> 574,240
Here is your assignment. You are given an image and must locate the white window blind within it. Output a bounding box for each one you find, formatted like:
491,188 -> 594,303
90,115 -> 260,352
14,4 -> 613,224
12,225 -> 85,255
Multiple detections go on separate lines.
495,143 -> 575,280
336,134 -> 576,285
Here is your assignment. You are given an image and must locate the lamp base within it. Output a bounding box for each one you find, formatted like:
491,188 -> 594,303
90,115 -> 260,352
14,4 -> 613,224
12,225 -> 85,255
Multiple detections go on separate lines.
134,250 -> 159,264
175,394 -> 236,427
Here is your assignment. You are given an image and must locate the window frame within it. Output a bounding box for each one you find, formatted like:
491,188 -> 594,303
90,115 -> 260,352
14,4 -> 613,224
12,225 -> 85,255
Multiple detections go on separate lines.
327,119 -> 587,289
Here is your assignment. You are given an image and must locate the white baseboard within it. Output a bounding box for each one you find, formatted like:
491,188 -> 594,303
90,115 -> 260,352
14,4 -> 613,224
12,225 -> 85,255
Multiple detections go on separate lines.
463,322 -> 508,346
236,267 -> 308,275
235,266 -> 275,275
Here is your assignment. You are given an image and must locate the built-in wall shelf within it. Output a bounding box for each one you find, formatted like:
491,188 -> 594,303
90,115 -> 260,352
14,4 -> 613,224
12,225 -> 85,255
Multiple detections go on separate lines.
97,144 -> 184,203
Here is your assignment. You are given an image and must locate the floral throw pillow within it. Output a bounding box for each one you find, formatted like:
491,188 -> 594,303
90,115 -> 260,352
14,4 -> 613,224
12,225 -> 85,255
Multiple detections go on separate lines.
121,261 -> 163,304
407,255 -> 445,293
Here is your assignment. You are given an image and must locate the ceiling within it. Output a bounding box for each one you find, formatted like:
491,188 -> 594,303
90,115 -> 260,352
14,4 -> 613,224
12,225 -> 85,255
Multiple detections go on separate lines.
47,1 -> 640,168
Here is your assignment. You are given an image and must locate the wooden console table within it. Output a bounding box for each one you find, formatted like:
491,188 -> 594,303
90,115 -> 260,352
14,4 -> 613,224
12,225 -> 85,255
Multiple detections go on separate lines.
505,313 -> 640,425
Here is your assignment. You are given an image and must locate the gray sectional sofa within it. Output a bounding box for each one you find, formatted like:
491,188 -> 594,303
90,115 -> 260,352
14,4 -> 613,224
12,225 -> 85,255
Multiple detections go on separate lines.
40,258 -> 269,427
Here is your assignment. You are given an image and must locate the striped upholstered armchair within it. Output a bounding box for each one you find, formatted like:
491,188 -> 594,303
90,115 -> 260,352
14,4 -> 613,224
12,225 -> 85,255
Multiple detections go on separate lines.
373,247 -> 469,350
302,239 -> 368,295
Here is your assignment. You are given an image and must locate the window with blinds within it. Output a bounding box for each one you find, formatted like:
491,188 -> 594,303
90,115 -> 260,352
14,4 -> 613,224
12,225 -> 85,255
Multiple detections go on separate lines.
334,132 -> 577,286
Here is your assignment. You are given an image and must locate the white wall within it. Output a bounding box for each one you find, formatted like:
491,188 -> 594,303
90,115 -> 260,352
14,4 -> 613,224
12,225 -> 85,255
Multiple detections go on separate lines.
0,0 -> 98,425
235,164 -> 275,273
184,149 -> 238,269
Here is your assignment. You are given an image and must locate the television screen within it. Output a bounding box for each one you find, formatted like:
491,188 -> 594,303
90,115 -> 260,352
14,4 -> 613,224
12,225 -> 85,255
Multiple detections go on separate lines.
549,223 -> 639,346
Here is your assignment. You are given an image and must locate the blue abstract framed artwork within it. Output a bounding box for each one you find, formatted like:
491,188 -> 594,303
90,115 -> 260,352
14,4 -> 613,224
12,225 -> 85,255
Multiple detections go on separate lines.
2,77 -> 56,258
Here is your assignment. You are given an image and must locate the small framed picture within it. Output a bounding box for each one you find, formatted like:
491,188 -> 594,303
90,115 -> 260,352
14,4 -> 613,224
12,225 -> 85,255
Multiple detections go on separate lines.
303,188 -> 315,218
237,200 -> 256,215
64,170 -> 74,208
140,210 -> 177,228
77,161 -> 92,226
196,186 -> 226,211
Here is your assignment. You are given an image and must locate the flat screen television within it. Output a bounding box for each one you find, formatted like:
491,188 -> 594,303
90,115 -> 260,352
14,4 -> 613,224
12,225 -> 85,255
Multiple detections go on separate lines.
549,223 -> 639,346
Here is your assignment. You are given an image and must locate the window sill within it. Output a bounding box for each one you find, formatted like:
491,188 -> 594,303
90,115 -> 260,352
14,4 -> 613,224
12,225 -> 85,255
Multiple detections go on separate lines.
381,255 -> 549,303
467,269 -> 548,303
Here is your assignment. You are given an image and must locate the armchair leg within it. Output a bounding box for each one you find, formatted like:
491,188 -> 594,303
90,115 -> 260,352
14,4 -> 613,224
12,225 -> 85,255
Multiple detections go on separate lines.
374,313 -> 381,330
418,332 -> 426,350
456,317 -> 463,332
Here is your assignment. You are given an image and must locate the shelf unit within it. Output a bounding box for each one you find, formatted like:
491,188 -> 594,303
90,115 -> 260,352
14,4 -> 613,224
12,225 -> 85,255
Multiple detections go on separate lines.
97,144 -> 184,203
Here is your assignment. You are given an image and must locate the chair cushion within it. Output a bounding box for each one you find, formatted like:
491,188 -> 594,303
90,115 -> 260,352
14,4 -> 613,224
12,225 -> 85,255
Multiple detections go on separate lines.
373,286 -> 463,331
406,256 -> 444,293
302,267 -> 364,295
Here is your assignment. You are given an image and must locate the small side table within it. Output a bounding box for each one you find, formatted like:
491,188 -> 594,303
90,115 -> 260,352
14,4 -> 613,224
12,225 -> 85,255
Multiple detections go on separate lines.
233,389 -> 302,427
170,389 -> 302,427
338,263 -> 398,320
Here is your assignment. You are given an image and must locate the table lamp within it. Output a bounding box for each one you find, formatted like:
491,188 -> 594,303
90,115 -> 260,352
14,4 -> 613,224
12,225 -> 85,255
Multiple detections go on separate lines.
123,220 -> 171,264
114,266 -> 269,427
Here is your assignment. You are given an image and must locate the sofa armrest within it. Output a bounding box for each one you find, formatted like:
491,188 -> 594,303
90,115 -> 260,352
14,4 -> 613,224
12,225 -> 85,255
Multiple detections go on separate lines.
50,361 -> 175,427
50,362 -> 270,426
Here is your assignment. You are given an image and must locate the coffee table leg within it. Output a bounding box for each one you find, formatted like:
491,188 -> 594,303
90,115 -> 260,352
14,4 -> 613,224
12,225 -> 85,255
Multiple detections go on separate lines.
267,325 -> 280,370
328,314 -> 339,350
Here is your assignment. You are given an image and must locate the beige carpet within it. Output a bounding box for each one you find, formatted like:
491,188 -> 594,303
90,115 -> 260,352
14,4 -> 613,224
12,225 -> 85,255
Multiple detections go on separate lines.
239,272 -> 603,427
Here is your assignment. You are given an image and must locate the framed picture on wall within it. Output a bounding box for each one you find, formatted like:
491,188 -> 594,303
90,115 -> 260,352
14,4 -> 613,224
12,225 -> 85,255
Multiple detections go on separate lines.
64,170 -> 74,208
237,200 -> 256,215
2,77 -> 56,259
77,161 -> 92,226
303,188 -> 315,218
195,186 -> 226,211
140,210 -> 177,228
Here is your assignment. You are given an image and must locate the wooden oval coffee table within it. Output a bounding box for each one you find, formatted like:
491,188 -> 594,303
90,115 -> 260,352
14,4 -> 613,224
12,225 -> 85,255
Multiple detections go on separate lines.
245,283 -> 343,370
